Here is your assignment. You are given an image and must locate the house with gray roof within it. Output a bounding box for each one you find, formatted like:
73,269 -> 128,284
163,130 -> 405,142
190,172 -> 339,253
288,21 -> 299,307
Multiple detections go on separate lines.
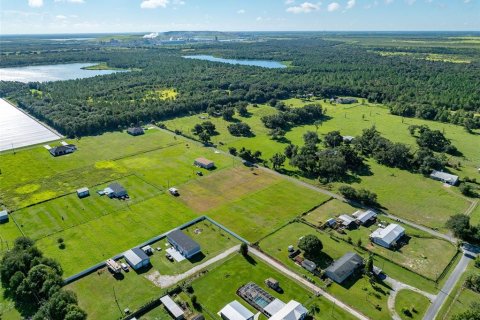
105,182 -> 127,198
325,252 -> 364,284
167,229 -> 201,258
430,170 -> 459,186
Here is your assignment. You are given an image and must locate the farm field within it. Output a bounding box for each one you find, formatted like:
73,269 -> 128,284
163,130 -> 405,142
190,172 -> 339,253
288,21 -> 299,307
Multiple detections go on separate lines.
163,100 -> 478,231
178,166 -> 330,242
190,253 -> 357,320
394,290 -> 431,320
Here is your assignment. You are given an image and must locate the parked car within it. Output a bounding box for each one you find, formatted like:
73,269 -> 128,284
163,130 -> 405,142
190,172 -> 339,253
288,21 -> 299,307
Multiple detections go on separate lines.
168,187 -> 179,196
196,171 -> 203,176
120,263 -> 129,271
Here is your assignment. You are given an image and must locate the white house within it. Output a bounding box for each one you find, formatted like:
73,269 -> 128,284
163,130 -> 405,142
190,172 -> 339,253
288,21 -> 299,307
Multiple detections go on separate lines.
370,224 -> 405,248
219,300 -> 254,320
269,300 -> 308,320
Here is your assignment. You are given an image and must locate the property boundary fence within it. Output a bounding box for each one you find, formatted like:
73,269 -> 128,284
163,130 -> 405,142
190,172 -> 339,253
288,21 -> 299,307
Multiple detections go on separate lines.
63,215 -> 248,285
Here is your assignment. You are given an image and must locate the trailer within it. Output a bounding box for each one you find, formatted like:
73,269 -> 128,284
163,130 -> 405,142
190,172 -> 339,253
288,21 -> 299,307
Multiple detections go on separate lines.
106,259 -> 122,274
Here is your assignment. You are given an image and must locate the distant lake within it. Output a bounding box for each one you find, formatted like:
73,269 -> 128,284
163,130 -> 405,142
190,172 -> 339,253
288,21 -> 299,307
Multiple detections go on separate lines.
0,63 -> 124,83
183,55 -> 287,69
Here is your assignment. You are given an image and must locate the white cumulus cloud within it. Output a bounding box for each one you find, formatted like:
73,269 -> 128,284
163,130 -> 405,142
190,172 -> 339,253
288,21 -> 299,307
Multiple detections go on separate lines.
141,0 -> 169,9
327,2 -> 340,11
28,0 -> 43,7
346,0 -> 356,9
286,2 -> 320,13
54,0 -> 85,3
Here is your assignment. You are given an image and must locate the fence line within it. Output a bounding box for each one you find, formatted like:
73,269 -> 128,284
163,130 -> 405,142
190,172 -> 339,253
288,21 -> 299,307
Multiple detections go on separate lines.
63,216 -> 247,285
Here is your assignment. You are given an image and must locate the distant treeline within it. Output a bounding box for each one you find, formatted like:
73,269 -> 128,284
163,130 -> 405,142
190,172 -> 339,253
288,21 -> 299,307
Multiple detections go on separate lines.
0,37 -> 479,136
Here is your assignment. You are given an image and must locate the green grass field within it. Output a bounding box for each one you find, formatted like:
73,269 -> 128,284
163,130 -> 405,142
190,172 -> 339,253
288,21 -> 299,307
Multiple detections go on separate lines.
394,290 -> 431,320
178,166 -> 330,242
163,100 -> 478,231
190,253 -> 357,320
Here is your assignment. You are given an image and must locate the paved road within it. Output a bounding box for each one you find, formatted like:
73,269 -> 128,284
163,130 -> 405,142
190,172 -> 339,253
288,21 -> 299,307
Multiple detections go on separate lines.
384,276 -> 436,320
384,213 -> 456,243
249,247 -> 370,320
423,251 -> 475,320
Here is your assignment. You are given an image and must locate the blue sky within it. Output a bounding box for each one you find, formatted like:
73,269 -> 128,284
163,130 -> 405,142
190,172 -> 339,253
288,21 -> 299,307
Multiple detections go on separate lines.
0,0 -> 478,34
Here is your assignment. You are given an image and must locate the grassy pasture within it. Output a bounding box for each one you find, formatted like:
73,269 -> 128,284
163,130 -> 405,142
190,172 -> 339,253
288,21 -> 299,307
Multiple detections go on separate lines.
0,129 -> 180,209
304,199 -> 361,225
190,254 -> 357,320
35,193 -> 197,276
11,174 -> 162,240
178,166 -> 281,212
163,100 -> 477,231
394,290 -> 431,320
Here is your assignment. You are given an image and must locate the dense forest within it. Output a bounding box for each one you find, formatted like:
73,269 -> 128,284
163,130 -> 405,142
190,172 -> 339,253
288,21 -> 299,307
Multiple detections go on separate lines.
1,35 -> 479,136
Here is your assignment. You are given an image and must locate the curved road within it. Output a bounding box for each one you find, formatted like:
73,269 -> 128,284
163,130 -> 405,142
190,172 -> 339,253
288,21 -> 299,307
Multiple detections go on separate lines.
249,247 -> 370,320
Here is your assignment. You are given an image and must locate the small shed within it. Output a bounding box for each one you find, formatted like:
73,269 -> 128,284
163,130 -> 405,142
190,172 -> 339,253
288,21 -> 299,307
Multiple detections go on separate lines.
338,214 -> 356,228
141,245 -> 153,255
160,295 -> 184,320
0,210 -> 9,223
301,259 -> 317,272
124,248 -> 150,270
194,157 -> 215,169
265,278 -> 280,290
353,210 -> 377,225
127,127 -> 145,136
76,187 -> 90,198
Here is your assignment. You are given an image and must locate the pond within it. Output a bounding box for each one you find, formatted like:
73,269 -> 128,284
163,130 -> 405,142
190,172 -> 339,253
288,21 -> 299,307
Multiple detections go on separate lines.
0,63 -> 124,83
183,55 -> 287,69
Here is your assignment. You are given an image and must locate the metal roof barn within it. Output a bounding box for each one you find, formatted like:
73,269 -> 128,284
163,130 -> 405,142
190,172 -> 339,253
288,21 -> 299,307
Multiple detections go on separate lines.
0,98 -> 61,152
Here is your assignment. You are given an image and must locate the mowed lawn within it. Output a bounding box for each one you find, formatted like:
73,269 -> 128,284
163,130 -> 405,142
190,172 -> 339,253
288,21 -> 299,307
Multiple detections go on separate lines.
0,129 -> 180,209
12,175 -> 162,240
190,254 -> 358,320
163,100 -> 476,231
178,166 -> 330,242
36,194 -> 198,276
394,290 -> 431,320
304,199 -> 361,226
66,263 -> 165,320
145,220 -> 239,276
